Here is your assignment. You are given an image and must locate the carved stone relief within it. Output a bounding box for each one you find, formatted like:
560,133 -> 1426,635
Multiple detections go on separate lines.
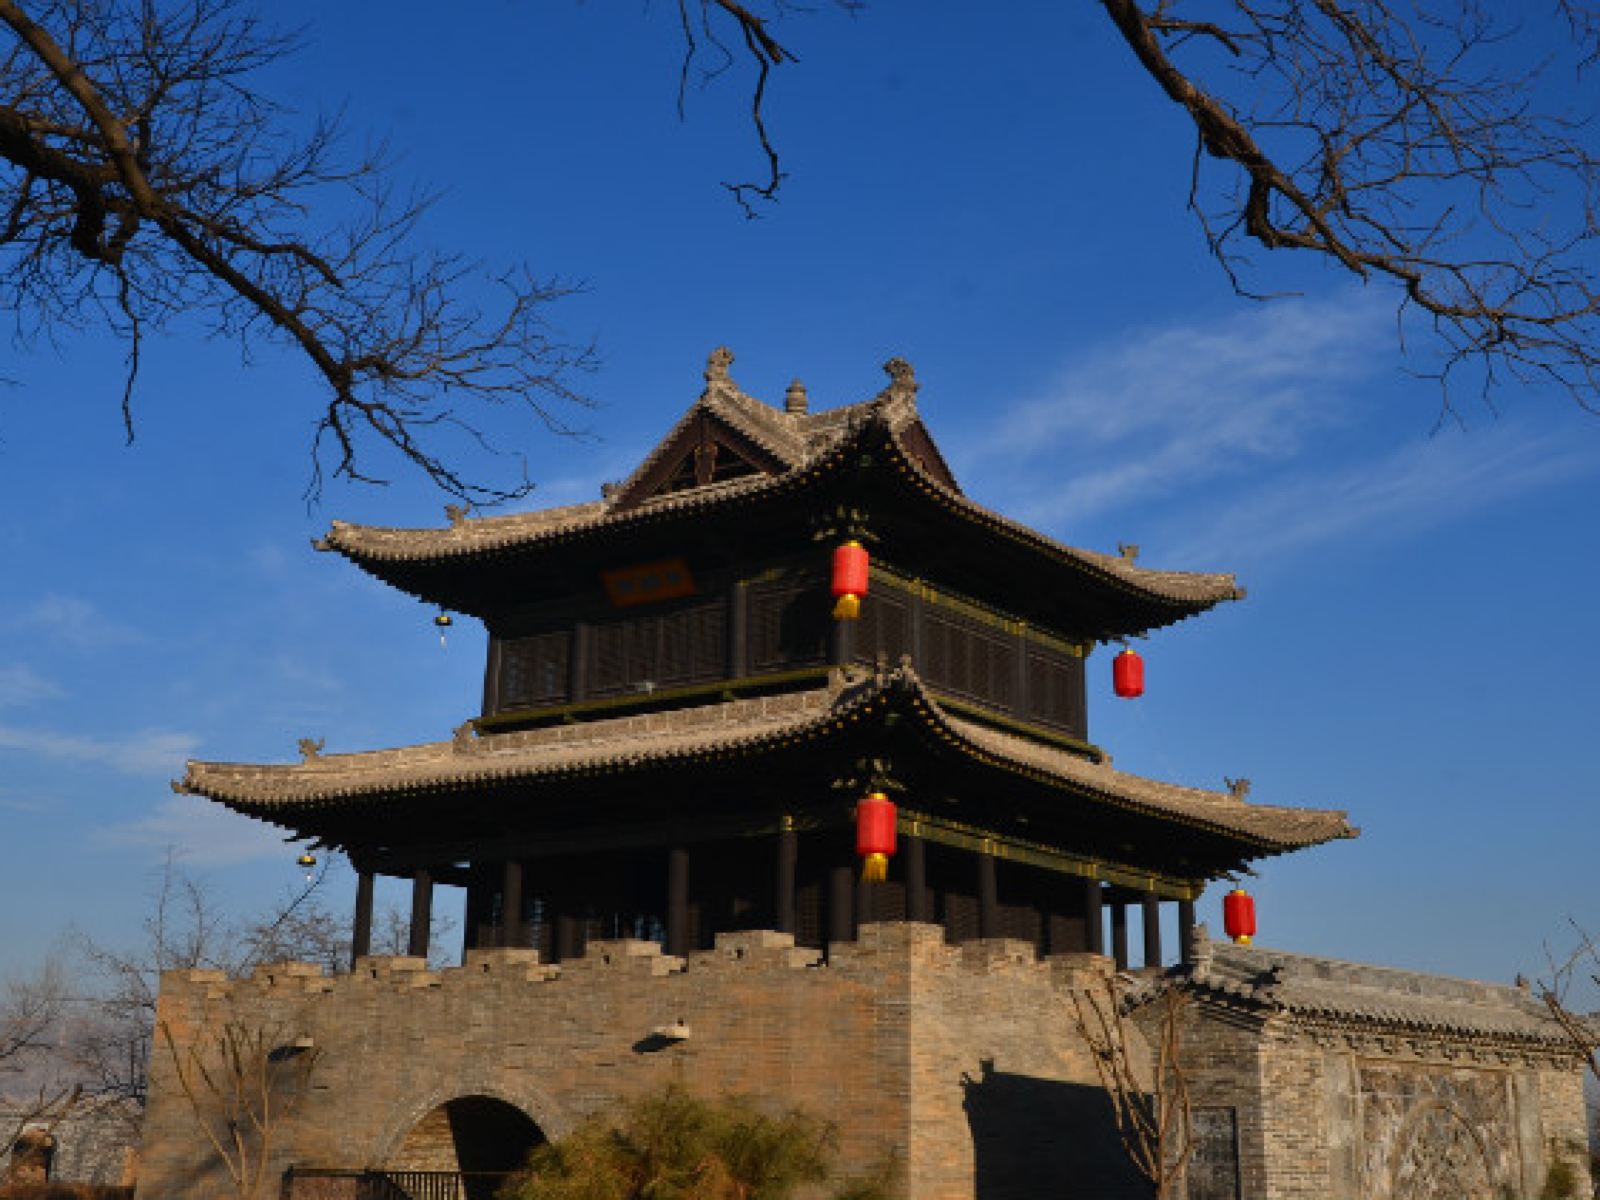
1356,1061 -> 1522,1200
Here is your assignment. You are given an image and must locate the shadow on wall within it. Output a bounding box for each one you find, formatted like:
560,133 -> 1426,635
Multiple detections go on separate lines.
962,1060 -> 1146,1200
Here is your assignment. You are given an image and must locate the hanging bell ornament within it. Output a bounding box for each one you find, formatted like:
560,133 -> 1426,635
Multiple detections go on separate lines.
296,852 -> 317,881
434,611 -> 453,648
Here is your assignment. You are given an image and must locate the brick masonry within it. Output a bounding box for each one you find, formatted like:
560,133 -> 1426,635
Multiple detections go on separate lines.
136,923 -> 1592,1200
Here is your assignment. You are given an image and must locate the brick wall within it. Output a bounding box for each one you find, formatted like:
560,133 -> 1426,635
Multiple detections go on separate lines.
136,924 -> 1594,1200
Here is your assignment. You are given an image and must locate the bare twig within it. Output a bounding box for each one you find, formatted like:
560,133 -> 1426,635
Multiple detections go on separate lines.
1,0 -> 593,503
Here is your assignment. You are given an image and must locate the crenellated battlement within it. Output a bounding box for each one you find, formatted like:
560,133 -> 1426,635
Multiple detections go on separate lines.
160,922 -> 1102,1011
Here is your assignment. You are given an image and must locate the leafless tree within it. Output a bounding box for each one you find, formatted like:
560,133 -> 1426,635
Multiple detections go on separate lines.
157,1016 -> 320,1200
1069,971 -> 1195,1200
70,853 -> 453,1118
1,958 -> 82,1177
1,0 -> 593,503
673,1 -> 1600,420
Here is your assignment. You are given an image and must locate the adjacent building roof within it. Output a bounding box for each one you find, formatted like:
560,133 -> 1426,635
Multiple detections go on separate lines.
176,664 -> 1354,865
315,351 -> 1242,623
1162,931 -> 1585,1049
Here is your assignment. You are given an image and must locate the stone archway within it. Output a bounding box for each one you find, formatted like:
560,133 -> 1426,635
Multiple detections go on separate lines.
390,1094 -> 546,1198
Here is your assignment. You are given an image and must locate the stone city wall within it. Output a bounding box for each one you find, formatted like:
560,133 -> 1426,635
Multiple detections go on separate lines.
137,922 -> 1592,1200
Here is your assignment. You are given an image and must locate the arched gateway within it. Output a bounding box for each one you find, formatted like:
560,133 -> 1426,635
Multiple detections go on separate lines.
389,1094 -> 545,1198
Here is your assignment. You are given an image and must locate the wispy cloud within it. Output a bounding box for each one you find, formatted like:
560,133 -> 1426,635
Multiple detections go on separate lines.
21,594 -> 143,650
959,292 -> 1391,526
0,665 -> 62,709
0,789 -> 52,814
94,793 -> 287,866
0,725 -> 198,776
1158,424 -> 1598,568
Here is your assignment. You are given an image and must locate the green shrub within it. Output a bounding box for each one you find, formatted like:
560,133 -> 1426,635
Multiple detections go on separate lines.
500,1083 -> 895,1200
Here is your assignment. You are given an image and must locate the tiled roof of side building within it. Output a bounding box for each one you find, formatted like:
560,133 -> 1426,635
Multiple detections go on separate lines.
1153,930 -> 1592,1049
314,351 -> 1242,611
176,665 -> 1354,855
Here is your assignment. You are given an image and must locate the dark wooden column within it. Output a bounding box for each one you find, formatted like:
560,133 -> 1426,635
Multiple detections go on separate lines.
1083,877 -> 1105,956
1110,899 -> 1129,970
905,832 -> 928,923
775,819 -> 797,935
407,868 -> 433,959
1142,893 -> 1162,968
350,869 -> 374,967
462,870 -> 488,955
829,615 -> 857,667
977,848 -> 999,939
502,859 -> 524,948
666,846 -> 690,958
1179,897 -> 1198,965
554,910 -> 579,962
828,864 -> 854,948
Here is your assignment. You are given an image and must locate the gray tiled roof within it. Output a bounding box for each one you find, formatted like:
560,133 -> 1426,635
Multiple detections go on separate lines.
176,666 -> 1353,854
1168,930 -> 1586,1046
315,352 -> 1241,610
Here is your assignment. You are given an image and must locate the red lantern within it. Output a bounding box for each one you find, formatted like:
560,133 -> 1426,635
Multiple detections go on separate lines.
1223,888 -> 1256,945
831,541 -> 870,620
856,791 -> 897,882
1113,647 -> 1144,698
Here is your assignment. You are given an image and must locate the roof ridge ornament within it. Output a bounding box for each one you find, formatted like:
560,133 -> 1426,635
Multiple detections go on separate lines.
704,346 -> 737,393
881,356 -> 918,403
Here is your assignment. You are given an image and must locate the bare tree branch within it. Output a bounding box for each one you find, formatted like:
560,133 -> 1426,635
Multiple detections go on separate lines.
1,0 -> 594,503
661,0 -> 1600,418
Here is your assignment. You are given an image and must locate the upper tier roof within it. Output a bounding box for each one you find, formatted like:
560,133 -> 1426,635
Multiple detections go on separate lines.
315,351 -> 1242,634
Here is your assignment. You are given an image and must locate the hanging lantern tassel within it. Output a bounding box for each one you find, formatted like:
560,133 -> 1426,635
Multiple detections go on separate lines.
1223,887 -> 1257,945
831,541 -> 869,620
296,852 -> 317,882
434,611 -> 453,648
1113,646 -> 1145,698
856,791 -> 897,882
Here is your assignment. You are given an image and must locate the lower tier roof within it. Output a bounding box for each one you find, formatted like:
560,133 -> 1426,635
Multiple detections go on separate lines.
176,665 -> 1355,879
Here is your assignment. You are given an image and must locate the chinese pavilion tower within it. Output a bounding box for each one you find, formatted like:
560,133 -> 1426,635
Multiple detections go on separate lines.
178,349 -> 1353,969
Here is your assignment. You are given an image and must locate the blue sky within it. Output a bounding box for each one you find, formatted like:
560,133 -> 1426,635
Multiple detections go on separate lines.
2,2 -> 1598,1001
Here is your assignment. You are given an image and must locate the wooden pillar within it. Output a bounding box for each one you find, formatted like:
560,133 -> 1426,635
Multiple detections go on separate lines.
407,868 -> 433,959
1083,877 -> 1105,956
350,869 -> 374,967
1110,899 -> 1129,970
554,910 -> 579,962
1179,897 -> 1198,965
977,847 -> 999,939
828,864 -> 854,948
1142,893 -> 1162,968
502,859 -> 524,948
905,832 -> 928,923
830,614 -> 857,667
775,819 -> 797,935
666,846 -> 690,958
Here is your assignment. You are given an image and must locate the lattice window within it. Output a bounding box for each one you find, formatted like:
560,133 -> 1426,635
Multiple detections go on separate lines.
747,579 -> 828,672
1024,646 -> 1085,735
497,631 -> 571,711
922,608 -> 1016,709
855,587 -> 912,666
587,598 -> 728,697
